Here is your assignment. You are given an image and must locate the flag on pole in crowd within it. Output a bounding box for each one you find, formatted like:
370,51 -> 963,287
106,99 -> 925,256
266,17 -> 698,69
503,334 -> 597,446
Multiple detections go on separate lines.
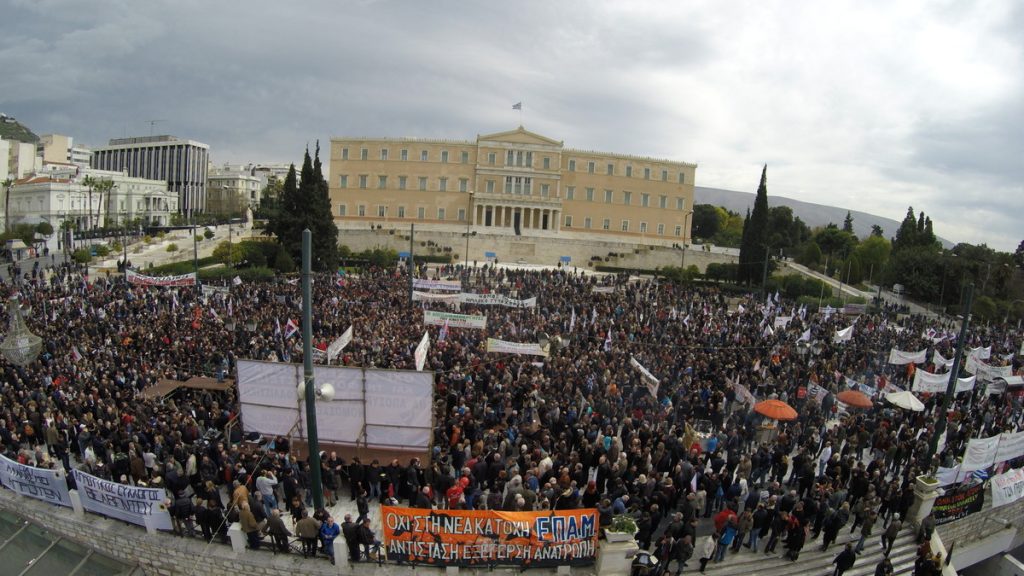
569,307 -> 576,333
286,278 -> 298,286
798,304 -> 807,319
591,307 -> 597,326
438,318 -> 449,342
227,298 -> 234,318
336,275 -> 347,288
71,346 -> 83,362
274,318 -> 282,338
284,318 -> 300,339
209,307 -> 220,321
683,314 -> 690,327
232,276 -> 242,286
414,331 -> 430,371
762,324 -> 774,338
737,303 -> 746,314
774,291 -> 780,304
834,325 -> 854,343
798,328 -> 811,342
604,328 -> 612,352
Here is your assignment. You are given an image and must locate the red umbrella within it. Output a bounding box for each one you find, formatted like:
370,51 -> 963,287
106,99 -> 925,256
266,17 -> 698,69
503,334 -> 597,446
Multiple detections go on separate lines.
837,389 -> 872,409
754,399 -> 798,421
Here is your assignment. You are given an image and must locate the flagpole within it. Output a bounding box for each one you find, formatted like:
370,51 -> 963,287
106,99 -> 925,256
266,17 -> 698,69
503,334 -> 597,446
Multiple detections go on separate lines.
301,229 -> 324,510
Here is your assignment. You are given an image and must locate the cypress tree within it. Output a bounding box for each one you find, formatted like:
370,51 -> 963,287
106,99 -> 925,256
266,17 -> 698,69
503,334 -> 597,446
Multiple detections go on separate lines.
265,144 -> 339,271
739,165 -> 770,285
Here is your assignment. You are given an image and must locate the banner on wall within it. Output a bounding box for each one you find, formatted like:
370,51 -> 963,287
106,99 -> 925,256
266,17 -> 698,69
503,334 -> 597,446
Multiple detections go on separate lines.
424,310 -> 487,330
888,348 -> 927,365
412,278 -> 462,291
995,431 -> 1024,464
126,270 -> 196,286
72,469 -> 173,530
991,468 -> 1024,509
486,338 -> 548,357
381,507 -> 598,567
0,455 -> 71,507
933,483 -> 985,525
961,436 -> 1000,472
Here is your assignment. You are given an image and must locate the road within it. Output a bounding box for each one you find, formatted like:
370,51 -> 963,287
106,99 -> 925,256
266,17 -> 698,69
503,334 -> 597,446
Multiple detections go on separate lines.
0,252 -> 71,282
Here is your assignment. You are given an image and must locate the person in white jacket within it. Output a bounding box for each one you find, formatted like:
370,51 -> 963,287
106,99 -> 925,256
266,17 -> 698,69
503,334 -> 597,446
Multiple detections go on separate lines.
818,441 -> 833,478
699,532 -> 718,573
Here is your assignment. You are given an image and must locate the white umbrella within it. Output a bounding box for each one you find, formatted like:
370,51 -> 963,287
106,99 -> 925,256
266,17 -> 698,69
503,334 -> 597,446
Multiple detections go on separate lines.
885,390 -> 925,412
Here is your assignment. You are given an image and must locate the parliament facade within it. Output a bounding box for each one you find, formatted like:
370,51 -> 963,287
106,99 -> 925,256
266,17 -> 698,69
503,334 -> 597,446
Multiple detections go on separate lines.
328,127 -> 695,246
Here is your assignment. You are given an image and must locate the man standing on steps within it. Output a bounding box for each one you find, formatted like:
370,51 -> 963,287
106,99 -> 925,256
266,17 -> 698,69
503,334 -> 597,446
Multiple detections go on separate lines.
832,543 -> 857,576
881,513 -> 901,556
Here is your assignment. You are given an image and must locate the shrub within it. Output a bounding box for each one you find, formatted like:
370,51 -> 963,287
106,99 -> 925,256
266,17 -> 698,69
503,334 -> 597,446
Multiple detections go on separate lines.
71,248 -> 92,264
144,235 -> 153,244
166,243 -> 179,252
203,229 -> 215,240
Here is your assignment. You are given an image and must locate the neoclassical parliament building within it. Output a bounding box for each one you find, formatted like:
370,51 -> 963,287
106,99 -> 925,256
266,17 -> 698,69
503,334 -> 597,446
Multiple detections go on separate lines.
328,127 -> 695,247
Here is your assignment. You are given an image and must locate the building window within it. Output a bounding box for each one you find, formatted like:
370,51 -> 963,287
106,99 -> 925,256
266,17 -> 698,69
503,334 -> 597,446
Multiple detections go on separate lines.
585,187 -> 594,202
377,205 -> 387,217
439,177 -> 448,192
626,165 -> 633,177
358,205 -> 366,217
566,186 -> 575,200
660,195 -> 668,209
565,215 -> 572,228
360,148 -> 368,160
441,150 -> 449,163
523,178 -> 532,195
526,152 -> 533,167
418,177 -> 428,191
378,175 -> 387,189
543,157 -> 550,170
641,193 -> 650,207
657,223 -> 665,235
607,163 -> 614,175
418,207 -> 425,219
602,218 -> 610,230
675,225 -> 682,236
644,167 -> 651,180
359,175 -> 368,189
623,191 -> 632,205
437,208 -> 446,220
662,169 -> 668,182
588,161 -> 595,174
339,175 -> 348,188
339,204 -> 347,216
504,177 -> 513,194
621,220 -> 629,232
461,151 -> 469,164
541,183 -> 550,197
398,176 -> 407,190
380,148 -> 389,161
341,148 -> 349,160
678,172 -> 685,184
458,208 -> 466,221
676,197 -> 684,210
604,189 -> 613,203
398,206 -> 406,218
640,222 -> 648,233
401,149 -> 409,161
459,178 -> 468,192
506,150 -> 514,166
488,152 -> 496,165
584,217 -> 592,229
487,180 -> 495,193
568,159 -> 576,171
420,150 -> 428,161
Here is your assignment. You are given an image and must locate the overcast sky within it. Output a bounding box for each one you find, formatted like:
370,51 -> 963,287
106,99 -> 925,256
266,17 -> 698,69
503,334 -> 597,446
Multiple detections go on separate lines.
3,0 -> 1021,251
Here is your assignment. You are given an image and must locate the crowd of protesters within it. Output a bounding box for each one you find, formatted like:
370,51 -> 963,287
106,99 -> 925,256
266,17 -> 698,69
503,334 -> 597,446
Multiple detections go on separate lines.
0,259 -> 1021,572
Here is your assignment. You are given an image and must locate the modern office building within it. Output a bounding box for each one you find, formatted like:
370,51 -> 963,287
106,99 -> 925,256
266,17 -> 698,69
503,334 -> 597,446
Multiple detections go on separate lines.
37,134 -> 92,167
91,135 -> 209,216
328,127 -> 695,245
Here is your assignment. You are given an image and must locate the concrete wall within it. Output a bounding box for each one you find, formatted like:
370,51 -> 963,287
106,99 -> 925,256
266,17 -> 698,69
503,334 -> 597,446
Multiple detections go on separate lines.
337,227 -> 736,273
937,484 -> 1024,571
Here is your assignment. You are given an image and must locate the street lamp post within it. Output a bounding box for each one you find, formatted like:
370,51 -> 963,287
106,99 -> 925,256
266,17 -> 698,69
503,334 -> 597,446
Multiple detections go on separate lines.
928,283 -> 974,467
301,229 -> 325,510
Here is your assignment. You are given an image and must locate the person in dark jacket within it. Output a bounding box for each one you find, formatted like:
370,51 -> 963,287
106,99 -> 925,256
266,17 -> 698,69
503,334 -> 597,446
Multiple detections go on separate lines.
341,513 -> 360,562
833,543 -> 857,576
783,516 -> 805,561
265,509 -> 291,552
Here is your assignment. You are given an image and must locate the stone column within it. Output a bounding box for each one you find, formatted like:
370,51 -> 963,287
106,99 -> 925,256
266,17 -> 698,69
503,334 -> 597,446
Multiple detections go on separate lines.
907,476 -> 941,529
531,208 -> 538,229
554,210 -> 560,232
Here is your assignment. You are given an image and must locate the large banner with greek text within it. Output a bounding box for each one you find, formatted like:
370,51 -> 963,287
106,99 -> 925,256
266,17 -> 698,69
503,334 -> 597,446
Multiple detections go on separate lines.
0,455 -> 71,507
424,310 -> 487,329
381,507 -> 598,567
72,469 -> 173,530
991,468 -> 1024,509
888,348 -> 927,365
933,482 -> 985,525
486,338 -> 548,357
413,279 -> 462,291
126,270 -> 197,286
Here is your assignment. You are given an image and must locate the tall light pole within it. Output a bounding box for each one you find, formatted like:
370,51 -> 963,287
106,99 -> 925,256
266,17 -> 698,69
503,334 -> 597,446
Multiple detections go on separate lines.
301,229 -> 324,510
928,283 -> 973,466
192,212 -> 200,287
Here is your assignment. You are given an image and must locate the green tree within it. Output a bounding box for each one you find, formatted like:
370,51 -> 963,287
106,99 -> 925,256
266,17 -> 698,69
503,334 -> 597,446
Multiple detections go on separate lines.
691,204 -> 721,239
842,211 -> 854,234
854,235 -> 891,283
738,165 -> 770,285
891,207 -> 919,254
871,224 -> 884,237
265,143 -> 339,272
882,245 -> 942,299
1015,239 -> 1024,271
813,225 -> 857,260
35,221 -> 54,237
797,241 -> 822,267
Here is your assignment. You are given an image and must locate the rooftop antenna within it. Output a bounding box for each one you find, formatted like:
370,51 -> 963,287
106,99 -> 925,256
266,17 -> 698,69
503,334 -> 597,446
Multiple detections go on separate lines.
146,119 -> 166,136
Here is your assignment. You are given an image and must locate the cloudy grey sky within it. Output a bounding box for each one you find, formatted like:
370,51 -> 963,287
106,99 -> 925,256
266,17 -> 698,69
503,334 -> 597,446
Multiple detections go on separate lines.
2,0 -> 1021,251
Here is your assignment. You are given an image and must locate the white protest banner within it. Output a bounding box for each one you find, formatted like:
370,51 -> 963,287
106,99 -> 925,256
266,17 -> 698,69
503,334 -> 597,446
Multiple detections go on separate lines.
327,325 -> 353,363
965,355 -> 1012,381
412,291 -> 461,303
412,278 -> 462,291
592,286 -> 616,294
423,310 -> 487,330
935,465 -> 961,487
969,346 -> 991,360
991,468 -> 1024,509
961,436 -> 1000,472
933,350 -> 954,369
955,375 -> 976,394
773,316 -> 793,329
486,338 -> 548,357
72,469 -> 172,530
733,381 -> 756,406
414,331 -> 430,371
126,270 -> 197,287
888,348 -> 927,365
995,431 -> 1024,464
0,455 -> 71,507
912,370 -> 950,393
458,293 -> 537,309
834,325 -> 854,344
629,356 -> 660,397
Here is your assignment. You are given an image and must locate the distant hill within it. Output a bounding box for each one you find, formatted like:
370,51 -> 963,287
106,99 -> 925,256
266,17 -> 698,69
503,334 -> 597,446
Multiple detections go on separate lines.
0,113 -> 39,144
695,186 -> 952,247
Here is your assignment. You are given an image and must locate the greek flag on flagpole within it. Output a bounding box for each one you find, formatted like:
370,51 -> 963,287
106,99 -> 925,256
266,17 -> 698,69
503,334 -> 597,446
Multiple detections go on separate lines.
512,102 -> 522,110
